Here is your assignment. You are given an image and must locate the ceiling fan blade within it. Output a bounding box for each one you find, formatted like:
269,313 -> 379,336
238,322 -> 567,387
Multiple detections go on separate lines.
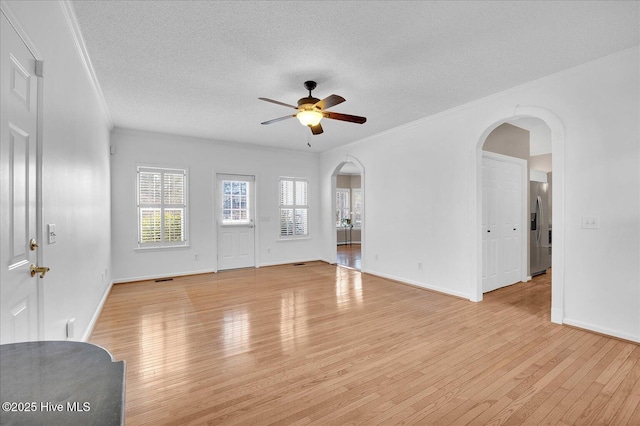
324,111 -> 367,124
261,114 -> 296,125
258,97 -> 298,109
314,94 -> 345,111
310,123 -> 323,135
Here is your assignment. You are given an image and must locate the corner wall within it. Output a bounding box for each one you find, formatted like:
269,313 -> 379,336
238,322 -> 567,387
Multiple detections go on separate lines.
320,47 -> 640,342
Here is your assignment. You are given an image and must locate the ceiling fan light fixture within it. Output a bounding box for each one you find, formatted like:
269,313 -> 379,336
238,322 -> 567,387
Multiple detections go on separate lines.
297,110 -> 323,127
259,81 -> 365,137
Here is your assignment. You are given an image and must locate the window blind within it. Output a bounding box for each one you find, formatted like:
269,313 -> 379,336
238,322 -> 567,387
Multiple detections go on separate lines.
137,166 -> 187,247
279,178 -> 308,238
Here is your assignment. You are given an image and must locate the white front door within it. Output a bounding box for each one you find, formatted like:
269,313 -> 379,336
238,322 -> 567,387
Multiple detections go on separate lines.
216,174 -> 255,270
0,13 -> 42,343
482,153 -> 524,293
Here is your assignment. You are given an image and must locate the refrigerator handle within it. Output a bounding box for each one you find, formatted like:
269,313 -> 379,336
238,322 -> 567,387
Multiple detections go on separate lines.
536,196 -> 542,245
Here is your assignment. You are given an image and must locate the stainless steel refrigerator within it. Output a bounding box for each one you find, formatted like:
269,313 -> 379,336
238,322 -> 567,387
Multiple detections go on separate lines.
530,180 -> 551,276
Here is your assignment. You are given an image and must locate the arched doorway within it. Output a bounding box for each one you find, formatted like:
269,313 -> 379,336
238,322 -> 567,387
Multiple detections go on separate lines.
474,106 -> 565,324
331,156 -> 365,271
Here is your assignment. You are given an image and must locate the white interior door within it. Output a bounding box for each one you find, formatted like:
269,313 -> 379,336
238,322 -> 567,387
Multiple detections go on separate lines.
216,174 -> 255,270
501,161 -> 522,286
1,13 -> 42,343
482,153 -> 524,293
482,157 -> 499,291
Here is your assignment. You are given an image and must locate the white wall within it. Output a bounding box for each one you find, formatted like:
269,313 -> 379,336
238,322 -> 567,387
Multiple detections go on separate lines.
320,47 -> 640,342
2,1 -> 113,340
110,128 -> 321,282
530,154 -> 552,172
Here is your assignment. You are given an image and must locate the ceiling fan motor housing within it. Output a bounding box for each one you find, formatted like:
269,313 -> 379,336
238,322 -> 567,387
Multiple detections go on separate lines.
297,97 -> 321,110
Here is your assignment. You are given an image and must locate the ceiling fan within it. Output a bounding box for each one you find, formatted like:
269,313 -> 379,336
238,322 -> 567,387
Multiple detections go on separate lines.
259,81 -> 366,135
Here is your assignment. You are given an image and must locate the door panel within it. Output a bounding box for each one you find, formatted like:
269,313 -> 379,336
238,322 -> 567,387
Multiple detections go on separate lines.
216,174 -> 255,270
501,162 -> 522,286
10,125 -> 29,264
1,13 -> 41,343
482,154 -> 523,293
482,158 -> 499,290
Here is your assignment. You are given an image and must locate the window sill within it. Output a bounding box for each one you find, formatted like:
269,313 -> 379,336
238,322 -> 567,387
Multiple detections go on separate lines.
278,237 -> 310,242
135,245 -> 190,253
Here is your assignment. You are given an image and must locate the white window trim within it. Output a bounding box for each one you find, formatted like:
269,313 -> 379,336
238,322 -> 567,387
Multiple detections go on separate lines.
136,165 -> 189,249
279,177 -> 309,240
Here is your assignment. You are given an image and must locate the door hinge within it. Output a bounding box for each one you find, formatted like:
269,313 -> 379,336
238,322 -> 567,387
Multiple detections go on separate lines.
35,60 -> 44,77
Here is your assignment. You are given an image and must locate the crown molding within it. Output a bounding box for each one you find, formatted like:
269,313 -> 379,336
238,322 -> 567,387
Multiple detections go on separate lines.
59,0 -> 113,129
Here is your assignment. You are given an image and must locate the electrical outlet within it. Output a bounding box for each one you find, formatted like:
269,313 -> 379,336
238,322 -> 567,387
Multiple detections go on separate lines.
418,262 -> 423,270
194,254 -> 199,261
66,318 -> 76,339
267,248 -> 271,254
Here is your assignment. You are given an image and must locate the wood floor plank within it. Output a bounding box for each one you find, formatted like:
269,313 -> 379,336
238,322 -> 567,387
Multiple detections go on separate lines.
89,263 -> 640,425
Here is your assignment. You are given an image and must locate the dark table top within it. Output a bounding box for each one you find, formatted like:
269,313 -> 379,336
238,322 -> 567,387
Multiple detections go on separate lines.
0,341 -> 125,426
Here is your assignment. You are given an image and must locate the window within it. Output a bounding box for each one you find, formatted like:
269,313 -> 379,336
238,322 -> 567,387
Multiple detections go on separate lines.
222,179 -> 250,224
336,188 -> 350,227
352,189 -> 362,226
279,178 -> 308,238
137,166 -> 187,248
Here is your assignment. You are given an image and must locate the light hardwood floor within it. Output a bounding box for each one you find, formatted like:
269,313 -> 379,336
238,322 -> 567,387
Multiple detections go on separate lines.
90,263 -> 640,425
337,243 -> 361,270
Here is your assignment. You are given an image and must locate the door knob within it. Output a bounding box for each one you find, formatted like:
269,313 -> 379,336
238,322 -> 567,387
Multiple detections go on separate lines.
487,230 -> 491,233
30,239 -> 39,251
30,264 -> 50,278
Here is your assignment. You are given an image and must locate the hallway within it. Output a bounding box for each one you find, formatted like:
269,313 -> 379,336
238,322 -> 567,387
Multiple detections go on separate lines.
337,243 -> 361,270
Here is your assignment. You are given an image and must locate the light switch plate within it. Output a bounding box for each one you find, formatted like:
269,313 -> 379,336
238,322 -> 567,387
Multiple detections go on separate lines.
48,224 -> 56,243
581,216 -> 599,229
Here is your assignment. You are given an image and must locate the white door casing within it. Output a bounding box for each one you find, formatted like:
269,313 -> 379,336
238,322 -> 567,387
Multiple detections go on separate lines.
482,152 -> 526,293
0,12 -> 42,343
475,109 -> 564,323
216,174 -> 256,270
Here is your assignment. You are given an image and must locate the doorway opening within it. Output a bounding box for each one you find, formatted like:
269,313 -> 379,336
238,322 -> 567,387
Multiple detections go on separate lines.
475,107 -> 564,324
331,158 -> 364,271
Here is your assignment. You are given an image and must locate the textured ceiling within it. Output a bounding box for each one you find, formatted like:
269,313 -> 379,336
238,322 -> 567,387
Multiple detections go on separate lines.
70,1 -> 639,153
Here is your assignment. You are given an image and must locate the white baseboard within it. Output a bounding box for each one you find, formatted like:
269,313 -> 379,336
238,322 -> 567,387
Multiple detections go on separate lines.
81,280 -> 113,342
364,269 -> 469,300
259,258 -> 324,268
563,318 -> 640,343
551,307 -> 563,324
113,269 -> 217,284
